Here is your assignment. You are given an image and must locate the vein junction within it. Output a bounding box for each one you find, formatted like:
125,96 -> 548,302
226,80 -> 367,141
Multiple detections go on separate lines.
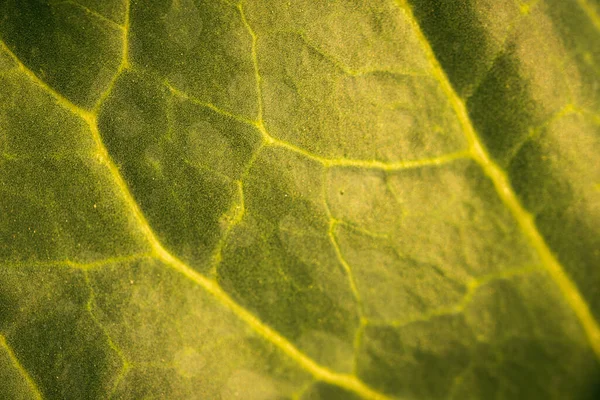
163,81 -> 471,172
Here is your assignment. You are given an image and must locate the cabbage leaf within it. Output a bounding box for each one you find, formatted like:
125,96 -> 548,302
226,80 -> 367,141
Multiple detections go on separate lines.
0,0 -> 599,399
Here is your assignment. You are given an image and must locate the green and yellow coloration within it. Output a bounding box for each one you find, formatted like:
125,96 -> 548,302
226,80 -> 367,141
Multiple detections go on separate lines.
0,0 -> 598,399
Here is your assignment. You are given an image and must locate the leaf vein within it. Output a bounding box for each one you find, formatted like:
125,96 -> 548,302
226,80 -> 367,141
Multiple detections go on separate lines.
83,271 -> 130,397
0,334 -> 44,400
577,0 -> 600,31
53,1 -> 125,32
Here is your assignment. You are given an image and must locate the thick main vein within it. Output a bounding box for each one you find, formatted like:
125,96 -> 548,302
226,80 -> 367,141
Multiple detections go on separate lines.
0,334 -> 43,400
0,37 -> 392,400
399,0 -> 600,358
577,0 -> 600,31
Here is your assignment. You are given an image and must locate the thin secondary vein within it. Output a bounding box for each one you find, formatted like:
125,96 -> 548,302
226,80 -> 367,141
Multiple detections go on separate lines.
0,253 -> 151,271
369,265 -> 544,328
54,1 -> 125,31
399,0 -> 600,358
238,2 -> 263,122
83,140 -> 393,399
91,99 -> 392,400
505,103 -> 577,164
83,271 -> 130,396
151,245 -> 393,400
0,334 -> 44,400
208,181 -> 246,277
322,173 -> 368,377
325,150 -> 472,170
92,0 -> 131,112
88,101 -> 392,400
166,80 -> 470,172
323,196 -> 365,316
165,81 -> 257,126
257,120 -> 472,171
291,29 -> 429,78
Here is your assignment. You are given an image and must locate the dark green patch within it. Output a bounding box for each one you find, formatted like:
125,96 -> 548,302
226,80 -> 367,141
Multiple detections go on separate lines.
407,0 -> 495,97
467,47 -> 539,166
358,317 -> 474,399
300,381 -> 363,400
0,0 -> 123,108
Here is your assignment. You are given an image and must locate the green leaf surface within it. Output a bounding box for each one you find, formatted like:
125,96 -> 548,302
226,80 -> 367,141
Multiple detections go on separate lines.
0,0 -> 599,399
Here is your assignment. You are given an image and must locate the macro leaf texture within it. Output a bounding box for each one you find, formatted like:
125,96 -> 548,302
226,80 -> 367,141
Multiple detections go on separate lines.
0,0 -> 599,399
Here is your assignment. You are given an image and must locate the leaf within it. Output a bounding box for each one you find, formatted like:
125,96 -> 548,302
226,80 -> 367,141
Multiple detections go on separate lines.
0,0 -> 599,399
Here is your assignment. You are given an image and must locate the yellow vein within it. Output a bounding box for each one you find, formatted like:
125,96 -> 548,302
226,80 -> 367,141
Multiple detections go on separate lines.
208,181 -> 246,277
577,0 -> 600,31
399,0 -> 600,358
165,82 -> 257,126
0,38 -> 92,119
1,32 -> 391,400
101,98 -> 396,400
166,81 -> 471,172
325,220 -> 365,316
238,2 -> 264,121
257,121 -> 472,171
505,103 -> 577,163
92,0 -> 131,112
83,271 -> 131,396
150,243 -> 392,399
54,1 -> 125,32
325,150 -> 472,170
336,220 -> 391,240
0,334 -> 43,400
89,115 -> 392,399
370,265 -> 543,328
0,253 -> 151,271
322,174 -> 369,377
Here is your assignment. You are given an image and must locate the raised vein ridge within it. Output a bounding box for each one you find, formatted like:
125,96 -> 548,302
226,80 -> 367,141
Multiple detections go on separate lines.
398,0 -> 600,358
